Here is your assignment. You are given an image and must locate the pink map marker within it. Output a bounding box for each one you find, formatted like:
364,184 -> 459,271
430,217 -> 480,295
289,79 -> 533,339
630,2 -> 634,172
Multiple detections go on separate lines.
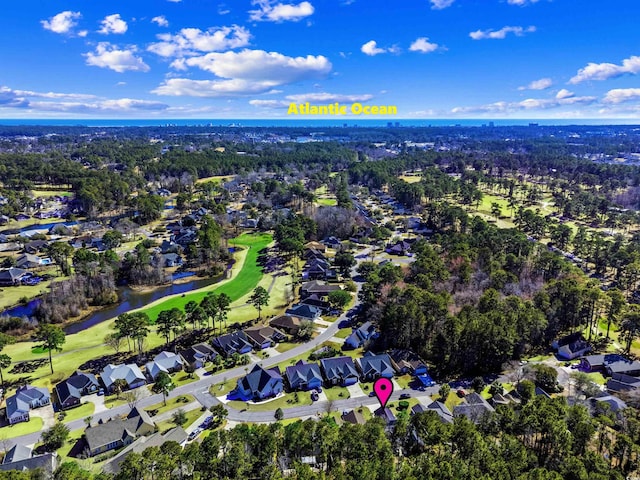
373,377 -> 394,409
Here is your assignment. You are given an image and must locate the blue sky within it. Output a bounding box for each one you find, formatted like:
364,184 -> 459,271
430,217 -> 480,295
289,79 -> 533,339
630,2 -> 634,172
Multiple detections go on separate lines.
1,0 -> 640,119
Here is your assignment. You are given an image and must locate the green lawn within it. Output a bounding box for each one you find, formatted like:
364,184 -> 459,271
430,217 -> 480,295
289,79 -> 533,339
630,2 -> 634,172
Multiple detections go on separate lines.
60,401 -> 95,423
103,395 -> 130,409
274,342 -> 300,354
227,391 -> 314,412
0,416 -> 43,439
334,328 -> 352,339
394,375 -> 413,389
144,394 -> 195,416
210,380 -> 236,397
0,279 -> 57,310
156,409 -> 202,433
31,189 -> 73,198
142,232 -> 273,321
325,387 -> 350,401
316,198 -> 337,207
173,372 -> 198,387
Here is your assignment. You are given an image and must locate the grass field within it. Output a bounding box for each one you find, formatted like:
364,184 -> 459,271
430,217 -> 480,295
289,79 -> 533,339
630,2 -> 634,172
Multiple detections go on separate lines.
144,394 -> 195,416
316,198 -> 337,207
31,189 -> 73,198
61,401 -> 95,423
227,390 -> 314,412
325,387 -> 350,401
0,416 -> 43,439
0,281 -> 53,310
142,232 -> 273,321
156,408 -> 202,433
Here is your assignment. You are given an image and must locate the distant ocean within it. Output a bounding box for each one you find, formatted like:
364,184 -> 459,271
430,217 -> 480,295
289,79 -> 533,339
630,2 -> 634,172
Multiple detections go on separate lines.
0,118 -> 637,127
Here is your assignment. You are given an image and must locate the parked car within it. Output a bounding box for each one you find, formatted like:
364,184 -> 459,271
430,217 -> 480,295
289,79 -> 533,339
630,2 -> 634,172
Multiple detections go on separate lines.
368,391 -> 376,397
188,428 -> 202,441
399,393 -> 411,399
456,389 -> 466,398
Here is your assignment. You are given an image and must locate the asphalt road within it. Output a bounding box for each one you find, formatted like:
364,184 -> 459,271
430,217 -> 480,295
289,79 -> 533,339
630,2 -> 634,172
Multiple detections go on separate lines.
6,247 -> 398,448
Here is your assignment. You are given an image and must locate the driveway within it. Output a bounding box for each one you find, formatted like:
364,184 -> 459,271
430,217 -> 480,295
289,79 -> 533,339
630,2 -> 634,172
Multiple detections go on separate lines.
347,383 -> 366,399
31,404 -> 55,430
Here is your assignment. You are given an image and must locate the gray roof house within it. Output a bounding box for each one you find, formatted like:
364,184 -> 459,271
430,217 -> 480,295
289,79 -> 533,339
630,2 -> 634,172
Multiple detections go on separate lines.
15,253 -> 44,269
55,370 -> 100,410
453,392 -> 495,423
101,364 -> 146,393
357,353 -> 395,381
320,356 -> 359,386
285,361 -> 323,391
145,352 -> 184,381
180,343 -> 217,370
3,444 -> 33,464
84,408 -> 155,457
0,267 -> 29,286
0,452 -> 58,479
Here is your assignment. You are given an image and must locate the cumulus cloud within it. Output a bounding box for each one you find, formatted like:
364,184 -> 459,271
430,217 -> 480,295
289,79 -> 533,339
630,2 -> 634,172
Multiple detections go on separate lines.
602,88 -> 640,104
361,40 -> 400,56
41,11 -> 81,35
409,37 -> 440,53
154,49 -> 331,97
148,25 -> 250,57
99,14 -> 128,35
249,92 -> 373,108
507,0 -> 539,5
569,55 -> 640,84
430,0 -> 454,9
555,89 -> 574,99
85,43 -> 150,73
249,1 -> 314,22
0,87 -> 30,108
469,25 -> 536,40
152,16 -> 169,27
518,78 -> 553,90
12,89 -> 97,100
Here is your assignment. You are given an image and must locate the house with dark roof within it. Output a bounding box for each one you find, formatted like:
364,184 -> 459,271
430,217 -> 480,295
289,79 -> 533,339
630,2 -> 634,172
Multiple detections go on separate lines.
389,349 -> 428,376
15,253 -> 45,269
5,385 -> 50,425
161,253 -> 183,267
344,321 -> 378,350
374,407 -> 397,427
212,331 -> 253,357
552,333 -> 591,360
386,240 -> 411,256
285,361 -> 323,391
453,392 -> 495,423
299,280 -> 341,299
244,326 -> 286,350
0,267 -> 29,286
23,240 -> 49,255
581,354 -> 626,372
420,401 -> 454,424
320,356 -> 359,386
357,353 -> 394,381
590,394 -> 628,414
322,236 -> 342,249
145,352 -> 184,381
299,295 -> 331,312
101,364 -> 146,393
0,452 -> 58,479
269,315 -> 302,335
233,365 -> 283,401
55,370 -> 100,410
605,359 -> 640,377
342,409 -> 366,425
285,304 -> 321,321
102,427 -> 187,475
606,372 -> 640,393
180,343 -> 217,370
84,408 -> 155,457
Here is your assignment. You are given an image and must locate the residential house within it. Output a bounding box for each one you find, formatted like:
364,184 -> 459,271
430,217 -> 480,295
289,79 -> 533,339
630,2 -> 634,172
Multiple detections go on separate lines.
0,268 -> 29,286
102,427 -> 187,476
269,315 -> 302,336
285,361 -> 323,391
3,444 -> 33,465
344,321 -> 378,350
244,326 -> 286,350
590,394 -> 628,414
0,452 -> 58,479
581,354 -> 640,376
304,241 -> 326,253
145,352 -> 184,381
101,364 -> 146,393
386,240 -> 411,256
54,370 -> 100,410
322,236 -> 342,249
357,353 -> 394,381
552,333 -> 591,360
320,356 -> 359,386
374,407 -> 397,427
606,359 -> 640,377
232,365 -> 283,401
422,401 -> 454,424
581,354 -> 626,372
5,385 -> 50,425
341,409 -> 366,425
84,408 -> 155,457
180,343 -> 217,370
299,280 -> 341,299
304,262 -> 337,281
606,373 -> 640,393
212,331 -> 253,357
161,253 -> 183,267
23,240 -> 49,255
285,304 -> 321,321
453,392 -> 495,423
299,294 -> 331,312
389,349 -> 428,376
15,253 -> 44,269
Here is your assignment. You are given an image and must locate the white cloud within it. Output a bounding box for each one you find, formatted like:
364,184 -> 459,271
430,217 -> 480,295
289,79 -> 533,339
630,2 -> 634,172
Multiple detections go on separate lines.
452,94 -> 596,115
249,1 -> 314,22
286,92 -> 373,103
361,40 -> 387,56
430,0 -> 454,9
152,16 -> 169,28
99,14 -> 128,35
78,30 -> 88,38
13,89 -> 97,100
167,0 -> 182,2
85,43 -> 150,73
249,99 -> 290,108
518,77 -> 553,90
0,87 -> 30,108
148,25 -> 251,58
569,55 -> 640,84
41,11 -> 81,35
555,89 -> 574,99
469,25 -> 536,40
153,78 -> 275,97
507,0 -> 539,5
602,88 -> 640,104
409,37 -> 439,53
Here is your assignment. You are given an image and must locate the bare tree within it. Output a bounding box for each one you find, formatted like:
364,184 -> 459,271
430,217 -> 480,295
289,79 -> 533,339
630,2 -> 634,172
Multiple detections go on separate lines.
123,389 -> 142,410
104,333 -> 123,354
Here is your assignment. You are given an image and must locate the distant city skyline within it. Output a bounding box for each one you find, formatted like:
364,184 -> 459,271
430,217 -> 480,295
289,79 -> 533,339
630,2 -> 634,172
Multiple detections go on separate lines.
1,1 -> 639,119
